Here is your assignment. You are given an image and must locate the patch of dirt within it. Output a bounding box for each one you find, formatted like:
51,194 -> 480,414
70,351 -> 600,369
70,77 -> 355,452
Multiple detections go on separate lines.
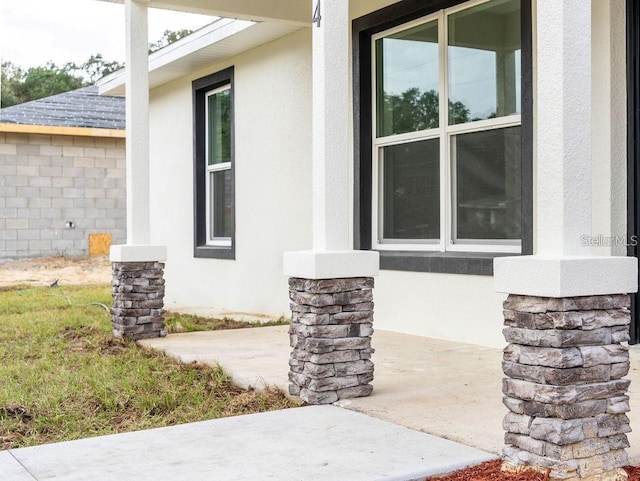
97,337 -> 127,356
220,386 -> 295,416
61,326 -> 97,353
0,404 -> 32,423
61,326 -> 100,342
60,326 -> 127,355
0,255 -> 111,290
0,405 -> 33,448
425,460 -> 640,481
0,427 -> 30,450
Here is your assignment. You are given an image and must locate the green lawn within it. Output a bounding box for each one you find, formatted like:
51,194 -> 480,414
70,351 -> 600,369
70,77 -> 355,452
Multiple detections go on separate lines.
0,284 -> 297,449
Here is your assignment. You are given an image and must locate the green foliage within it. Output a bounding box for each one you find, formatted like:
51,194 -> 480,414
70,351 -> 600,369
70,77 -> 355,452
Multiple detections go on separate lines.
380,88 -> 470,135
1,61 -> 84,107
74,54 -> 124,84
0,62 -> 21,107
17,63 -> 84,102
149,29 -> 193,53
448,98 -> 471,125
0,285 -> 297,449
1,29 -> 192,108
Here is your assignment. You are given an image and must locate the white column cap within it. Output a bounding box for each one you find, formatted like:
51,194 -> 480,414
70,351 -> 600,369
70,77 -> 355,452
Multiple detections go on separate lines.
494,255 -> 638,297
110,245 -> 167,262
284,250 -> 379,279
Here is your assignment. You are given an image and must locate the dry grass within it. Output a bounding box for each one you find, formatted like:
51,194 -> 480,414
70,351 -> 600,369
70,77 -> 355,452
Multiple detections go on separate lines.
0,284 -> 299,450
165,312 -> 289,333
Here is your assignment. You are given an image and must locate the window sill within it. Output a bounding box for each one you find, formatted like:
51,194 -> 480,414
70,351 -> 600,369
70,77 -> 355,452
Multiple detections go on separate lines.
378,250 -> 519,276
194,244 -> 235,260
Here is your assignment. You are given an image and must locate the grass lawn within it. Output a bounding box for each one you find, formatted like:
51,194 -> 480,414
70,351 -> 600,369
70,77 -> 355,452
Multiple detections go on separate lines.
0,284 -> 298,450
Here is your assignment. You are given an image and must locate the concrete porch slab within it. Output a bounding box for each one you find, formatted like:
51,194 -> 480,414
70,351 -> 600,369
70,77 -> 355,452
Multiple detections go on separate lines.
141,327 -> 640,464
3,406 -> 494,481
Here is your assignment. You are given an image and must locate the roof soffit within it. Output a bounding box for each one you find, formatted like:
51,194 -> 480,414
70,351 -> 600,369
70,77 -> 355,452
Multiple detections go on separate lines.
98,19 -> 304,96
97,0 -> 310,25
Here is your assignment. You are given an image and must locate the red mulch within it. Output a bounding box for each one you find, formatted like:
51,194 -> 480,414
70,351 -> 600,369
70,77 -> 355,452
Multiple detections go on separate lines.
625,466 -> 640,481
425,459 -> 640,481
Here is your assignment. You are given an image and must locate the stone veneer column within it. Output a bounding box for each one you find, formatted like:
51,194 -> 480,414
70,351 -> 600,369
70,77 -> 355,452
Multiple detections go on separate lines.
111,261 -> 166,340
288,277 -> 375,404
502,294 -> 631,480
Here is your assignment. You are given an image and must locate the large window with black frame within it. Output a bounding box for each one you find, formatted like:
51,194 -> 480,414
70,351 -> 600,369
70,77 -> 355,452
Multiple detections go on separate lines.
372,0 -> 522,254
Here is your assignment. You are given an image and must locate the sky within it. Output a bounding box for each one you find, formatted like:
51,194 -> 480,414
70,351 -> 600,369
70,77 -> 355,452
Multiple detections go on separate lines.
0,0 -> 215,69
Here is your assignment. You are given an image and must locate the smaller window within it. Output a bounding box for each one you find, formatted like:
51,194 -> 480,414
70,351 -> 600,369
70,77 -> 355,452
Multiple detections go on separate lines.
193,67 -> 235,259
206,86 -> 232,246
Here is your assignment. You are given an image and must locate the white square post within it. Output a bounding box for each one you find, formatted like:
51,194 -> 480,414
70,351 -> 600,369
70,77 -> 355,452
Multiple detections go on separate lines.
110,0 -> 167,340
284,0 -> 379,404
497,1 -> 637,478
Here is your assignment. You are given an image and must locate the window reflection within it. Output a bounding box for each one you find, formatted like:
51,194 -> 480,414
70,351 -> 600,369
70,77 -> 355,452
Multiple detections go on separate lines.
376,20 -> 439,137
448,0 -> 521,124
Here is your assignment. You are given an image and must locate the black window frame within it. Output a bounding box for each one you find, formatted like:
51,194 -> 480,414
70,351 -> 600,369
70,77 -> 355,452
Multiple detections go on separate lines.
353,0 -> 533,275
627,0 -> 640,344
193,66 -> 236,259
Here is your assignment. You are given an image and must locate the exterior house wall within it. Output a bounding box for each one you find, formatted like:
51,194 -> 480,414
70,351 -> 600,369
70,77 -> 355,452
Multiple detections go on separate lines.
0,132 -> 126,260
149,28 -> 314,318
146,1 -> 629,348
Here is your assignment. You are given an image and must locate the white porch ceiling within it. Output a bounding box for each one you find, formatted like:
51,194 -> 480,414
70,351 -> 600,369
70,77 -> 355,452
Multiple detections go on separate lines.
96,0 -> 310,25
98,18 -> 305,96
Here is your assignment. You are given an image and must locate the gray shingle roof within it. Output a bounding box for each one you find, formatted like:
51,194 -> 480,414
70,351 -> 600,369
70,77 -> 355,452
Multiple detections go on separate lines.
0,85 -> 125,130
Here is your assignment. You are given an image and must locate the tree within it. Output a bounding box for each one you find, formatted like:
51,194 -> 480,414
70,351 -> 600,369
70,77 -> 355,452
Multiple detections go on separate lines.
76,54 -> 124,83
149,29 -> 193,53
1,61 -> 84,107
1,61 -> 22,107
1,29 -> 196,108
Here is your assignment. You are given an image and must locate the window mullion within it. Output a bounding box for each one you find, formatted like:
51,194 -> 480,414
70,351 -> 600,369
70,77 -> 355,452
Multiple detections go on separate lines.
209,162 -> 231,173
371,36 -> 380,249
438,11 -> 448,252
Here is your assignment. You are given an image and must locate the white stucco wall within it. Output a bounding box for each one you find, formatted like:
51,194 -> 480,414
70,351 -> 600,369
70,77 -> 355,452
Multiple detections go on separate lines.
374,271 -> 506,348
149,28 -> 313,319
146,0 -> 629,349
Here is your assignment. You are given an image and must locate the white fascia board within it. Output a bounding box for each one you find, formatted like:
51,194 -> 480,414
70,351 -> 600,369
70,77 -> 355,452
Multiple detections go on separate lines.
98,70 -> 127,97
283,250 -> 380,280
95,0 -> 309,25
148,18 -> 254,71
98,18 -> 256,96
494,255 -> 638,297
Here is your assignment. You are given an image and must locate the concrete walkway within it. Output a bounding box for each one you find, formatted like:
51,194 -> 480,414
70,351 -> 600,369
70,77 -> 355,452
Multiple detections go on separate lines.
2,406 -> 493,481
139,327 -> 640,463
4,327 -> 639,480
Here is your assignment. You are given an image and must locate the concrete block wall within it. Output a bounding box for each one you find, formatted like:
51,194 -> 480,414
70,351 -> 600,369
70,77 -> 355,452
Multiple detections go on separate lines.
0,132 -> 126,260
